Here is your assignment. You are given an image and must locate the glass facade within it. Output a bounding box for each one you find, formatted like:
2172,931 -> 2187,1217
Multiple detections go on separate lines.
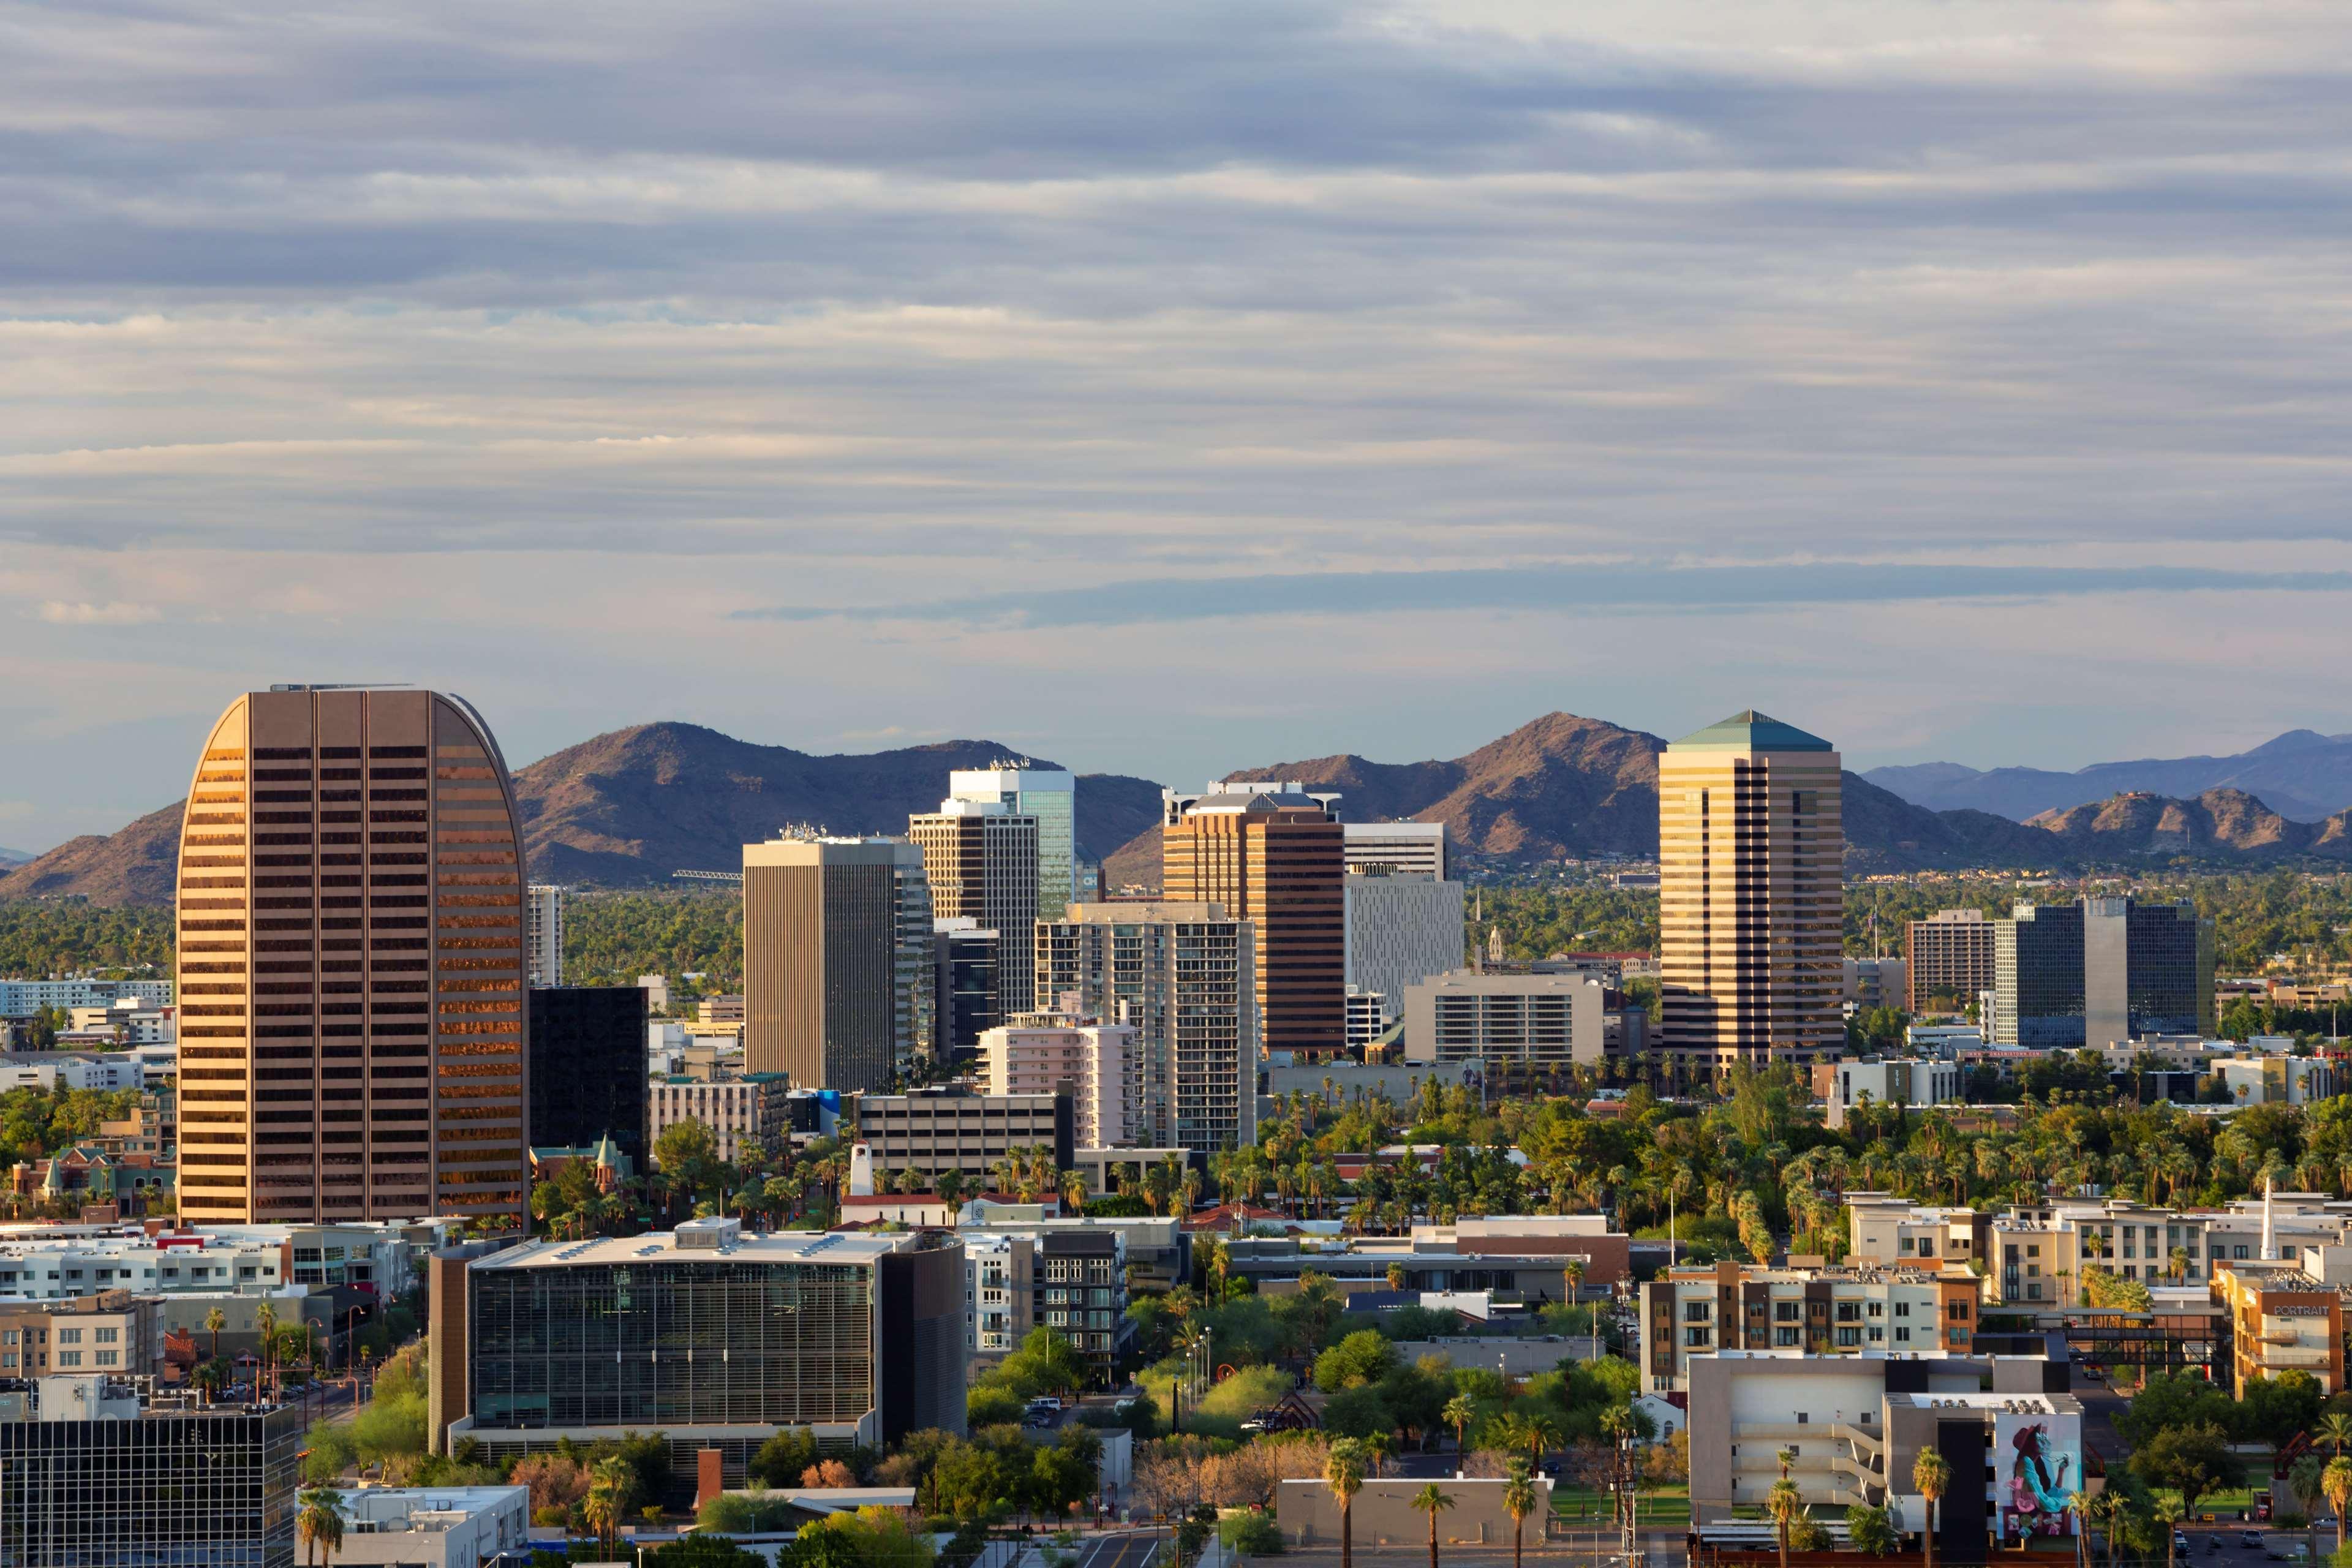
0,1403 -> 301,1566
469,1260 -> 875,1430
1993,901 -> 2085,1047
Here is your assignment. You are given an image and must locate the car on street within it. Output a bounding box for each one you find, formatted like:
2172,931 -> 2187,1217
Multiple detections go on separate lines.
2242,1531 -> 2264,1549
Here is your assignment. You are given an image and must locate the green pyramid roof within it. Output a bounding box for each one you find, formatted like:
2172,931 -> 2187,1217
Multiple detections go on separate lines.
1670,709 -> 1833,753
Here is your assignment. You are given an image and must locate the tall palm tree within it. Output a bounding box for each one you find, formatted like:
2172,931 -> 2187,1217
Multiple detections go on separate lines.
2067,1491 -> 2094,1568
203,1306 -> 225,1367
1913,1449 -> 1951,1568
1365,1431 -> 1396,1478
2320,1414 -> 2352,1459
1411,1484 -> 1457,1568
1327,1438 -> 1366,1568
296,1486 -> 347,1567
1062,1170 -> 1090,1212
1443,1394 -> 1477,1453
254,1303 -> 278,1401
2154,1497 -> 2184,1568
1504,1461 -> 1539,1568
1765,1477 -> 1804,1568
2324,1457 -> 2352,1554
2288,1455 -> 2324,1568
584,1457 -> 631,1551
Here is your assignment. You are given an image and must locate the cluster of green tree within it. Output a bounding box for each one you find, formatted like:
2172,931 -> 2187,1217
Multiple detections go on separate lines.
1477,888 -> 1657,962
0,900 -> 171,978
562,891 -> 742,996
1314,1328 -> 1649,1453
1219,1066 -> 2352,1263
530,1119 -> 849,1242
964,1327 -> 1091,1427
0,1082 -> 143,1177
891,1425 -> 1102,1522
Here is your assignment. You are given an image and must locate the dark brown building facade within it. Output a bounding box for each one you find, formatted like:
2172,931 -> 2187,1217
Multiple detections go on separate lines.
175,687 -> 529,1226
1162,788 -> 1344,1060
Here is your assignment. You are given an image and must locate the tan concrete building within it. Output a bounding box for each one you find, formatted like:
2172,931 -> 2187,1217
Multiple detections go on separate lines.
1844,1194 -> 1989,1269
174,687 -> 529,1226
1907,908 -> 1995,1012
981,1016 -> 1136,1147
909,801 -> 1039,1016
646,1071 -> 789,1164
2214,1260 -> 2343,1395
0,1291 -> 167,1378
1161,784 -> 1344,1061
742,836 -> 933,1093
1639,1258 -> 1981,1392
1401,970 -> 1609,1066
1657,710 -> 1844,1068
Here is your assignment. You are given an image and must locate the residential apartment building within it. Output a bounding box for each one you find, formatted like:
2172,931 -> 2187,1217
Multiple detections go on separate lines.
173,685 -> 530,1227
742,835 -> 933,1093
1844,1196 -> 1990,1269
0,1290 -> 166,1377
0,978 -> 173,1018
1686,1352 -> 2078,1529
435,1220 -> 967,1490
1638,1259 -> 1981,1392
948,764 -> 1077,921
0,1221 -> 418,1302
1400,971 -> 1610,1066
1981,1193 -> 2352,1303
1657,712 -> 1844,1068
0,1377 -> 304,1563
910,800 -> 1041,1016
645,1071 -> 788,1164
1162,783 -> 1345,1061
2213,1259 -> 2344,1395
1039,1229 -> 1126,1385
529,986 -> 649,1164
1905,909 -> 1995,1013
848,1089 -> 1074,1182
1992,895 -> 2217,1047
964,1231 -> 1036,1356
525,884 -> 565,988
1344,871 -> 1465,1028
981,1015 -> 1136,1147
1035,901 -> 1257,1153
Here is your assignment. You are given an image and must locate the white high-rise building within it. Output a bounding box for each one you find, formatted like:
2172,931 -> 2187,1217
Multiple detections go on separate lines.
1343,821 -> 1447,880
1342,822 -> 1463,1028
949,763 -> 1077,921
526,884 -> 566,988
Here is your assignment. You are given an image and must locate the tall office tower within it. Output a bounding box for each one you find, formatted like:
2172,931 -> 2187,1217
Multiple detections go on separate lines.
1341,821 -> 1463,1027
1992,896 -> 2215,1047
909,801 -> 1039,1016
1035,901 -> 1257,1152
1656,710 -> 1845,1069
1163,783 -> 1344,1061
949,763 -> 1077,919
743,835 -> 931,1093
933,918 -> 1001,1060
1906,908 -> 1995,1012
527,985 -> 648,1163
1342,821 -> 1448,880
524,884 -> 565,987
174,687 -> 529,1226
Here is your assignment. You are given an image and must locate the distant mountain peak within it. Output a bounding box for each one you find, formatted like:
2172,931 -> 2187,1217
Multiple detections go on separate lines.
2247,728 -> 2335,756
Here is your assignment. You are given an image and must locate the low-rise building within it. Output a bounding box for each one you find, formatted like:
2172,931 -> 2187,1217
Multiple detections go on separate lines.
2213,1260 -> 2343,1395
0,978 -> 173,1017
850,1090 -> 1074,1186
1408,1215 -> 1630,1291
332,1484 -> 531,1567
1400,971 -> 1612,1066
1844,1195 -> 1989,1269
0,1376 -> 303,1561
0,1219 -> 418,1303
0,1289 -> 167,1377
963,1232 -> 1036,1356
981,1014 -> 1137,1148
1820,1058 -> 1964,1128
1638,1259 -> 1982,1393
646,1071 -> 790,1164
1686,1351 -> 2079,1539
2214,1054 -> 2337,1106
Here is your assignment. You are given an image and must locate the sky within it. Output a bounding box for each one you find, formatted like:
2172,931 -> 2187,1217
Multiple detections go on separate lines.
7,1 -> 2352,854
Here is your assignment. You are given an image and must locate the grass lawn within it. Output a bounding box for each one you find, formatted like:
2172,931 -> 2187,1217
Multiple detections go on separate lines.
1551,1485 -> 1690,1527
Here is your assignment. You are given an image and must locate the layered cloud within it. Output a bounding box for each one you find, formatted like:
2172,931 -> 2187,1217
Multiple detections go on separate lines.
3,1 -> 2351,849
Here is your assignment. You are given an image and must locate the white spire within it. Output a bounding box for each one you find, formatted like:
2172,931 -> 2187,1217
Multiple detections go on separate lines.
2261,1174 -> 2277,1262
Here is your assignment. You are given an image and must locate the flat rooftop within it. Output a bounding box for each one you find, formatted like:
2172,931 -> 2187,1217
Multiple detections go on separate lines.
472,1228 -> 909,1272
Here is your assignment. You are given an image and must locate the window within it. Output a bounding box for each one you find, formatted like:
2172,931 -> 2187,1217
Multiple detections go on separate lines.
1776,1302 -> 1798,1322
95,1328 -> 117,1344
1836,1327 -> 1860,1346
1894,1302 -> 1911,1319
1836,1303 -> 1860,1322
57,1329 -> 80,1345
1896,1328 -> 1912,1343
1867,1302 -> 1884,1318
1684,1302 -> 1711,1322
57,1351 -> 81,1366
2236,1245 -> 2250,1260
1684,1328 -> 1710,1347
1868,1327 -> 1884,1343
1948,1301 -> 1971,1321
1776,1327 -> 1800,1347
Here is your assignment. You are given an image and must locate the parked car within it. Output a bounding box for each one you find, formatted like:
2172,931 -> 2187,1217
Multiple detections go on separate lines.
2241,1531 -> 2264,1548
2176,1532 -> 2190,1553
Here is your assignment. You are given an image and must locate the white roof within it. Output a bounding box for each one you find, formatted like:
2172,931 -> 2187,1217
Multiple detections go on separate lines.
472,1229 -> 908,1272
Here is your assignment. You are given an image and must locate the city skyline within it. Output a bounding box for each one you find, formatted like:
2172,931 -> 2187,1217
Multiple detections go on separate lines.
10,3 -> 2352,853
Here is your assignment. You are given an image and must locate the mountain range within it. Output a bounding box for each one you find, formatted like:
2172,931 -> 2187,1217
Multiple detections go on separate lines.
13,712 -> 2352,908
1865,729 -> 2352,822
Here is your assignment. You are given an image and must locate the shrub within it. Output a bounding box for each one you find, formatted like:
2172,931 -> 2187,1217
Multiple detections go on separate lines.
1221,1512 -> 1285,1555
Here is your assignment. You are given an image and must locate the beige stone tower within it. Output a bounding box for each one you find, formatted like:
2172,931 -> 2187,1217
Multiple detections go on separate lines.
175,687 -> 529,1226
1657,710 -> 1844,1072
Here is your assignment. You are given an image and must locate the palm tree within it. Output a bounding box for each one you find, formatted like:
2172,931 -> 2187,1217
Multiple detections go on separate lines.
254,1303 -> 278,1400
1504,1461 -> 1539,1568
1327,1438 -> 1366,1568
2321,1414 -> 2352,1458
2286,1459 -> 2322,1568
1062,1170 -> 1090,1212
1411,1484 -> 1457,1568
584,1457 -> 631,1551
1765,1476 -> 1804,1568
2154,1496 -> 2184,1568
203,1306 -> 225,1368
1913,1449 -> 1951,1568
296,1486 -> 347,1567
1365,1431 -> 1396,1478
2324,1457 -> 2352,1554
1443,1393 -> 1478,1453
2067,1492 -> 2094,1568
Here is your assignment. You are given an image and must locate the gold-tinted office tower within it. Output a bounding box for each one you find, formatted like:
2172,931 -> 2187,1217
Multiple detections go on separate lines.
1657,710 -> 1844,1069
1162,784 -> 1345,1060
175,688 -> 529,1226
742,837 -> 932,1093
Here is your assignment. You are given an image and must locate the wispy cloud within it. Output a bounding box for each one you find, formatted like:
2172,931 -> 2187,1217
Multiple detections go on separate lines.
734,562 -> 2352,628
38,600 -> 160,625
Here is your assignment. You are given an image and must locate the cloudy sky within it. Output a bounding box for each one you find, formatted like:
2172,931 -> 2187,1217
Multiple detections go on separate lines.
7,1 -> 2352,853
